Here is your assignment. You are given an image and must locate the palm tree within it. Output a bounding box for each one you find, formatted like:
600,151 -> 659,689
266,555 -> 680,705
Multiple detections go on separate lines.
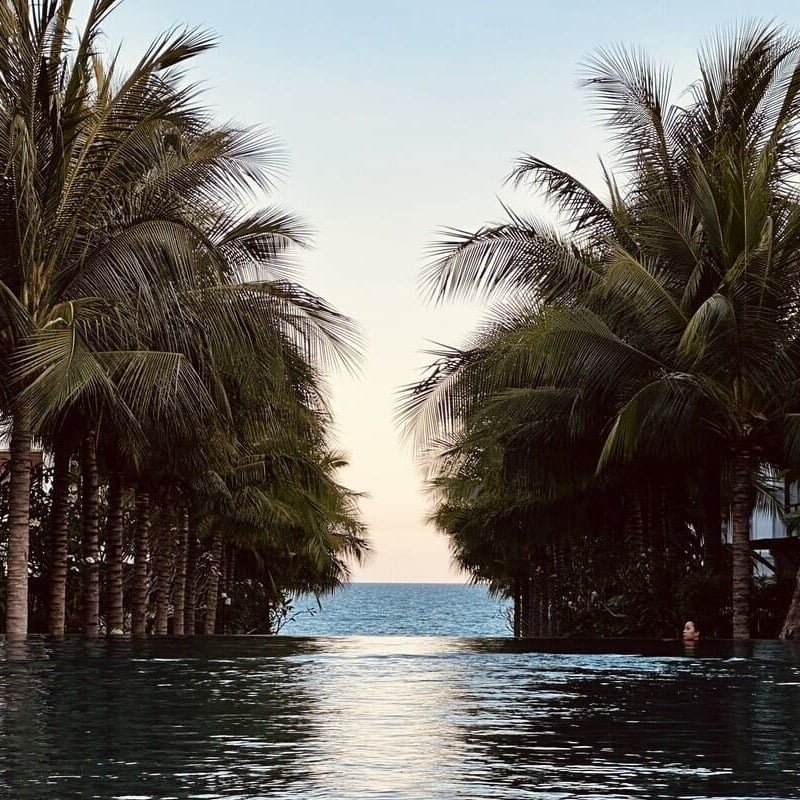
0,2 -> 214,638
184,330 -> 367,634
0,2 -> 365,640
408,23 -> 800,639
45,427 -> 75,636
0,0 -> 356,638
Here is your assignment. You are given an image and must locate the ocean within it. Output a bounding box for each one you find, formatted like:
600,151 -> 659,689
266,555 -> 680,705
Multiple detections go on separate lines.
280,582 -> 511,636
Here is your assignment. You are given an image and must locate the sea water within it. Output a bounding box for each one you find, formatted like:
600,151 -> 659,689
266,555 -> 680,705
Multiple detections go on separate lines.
282,582 -> 511,636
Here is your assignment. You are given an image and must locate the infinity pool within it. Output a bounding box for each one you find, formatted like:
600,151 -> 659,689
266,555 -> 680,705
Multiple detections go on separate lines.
1,637 -> 799,799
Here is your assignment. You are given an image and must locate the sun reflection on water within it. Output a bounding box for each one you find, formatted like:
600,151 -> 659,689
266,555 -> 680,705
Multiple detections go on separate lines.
1,636 -> 800,799
300,637 -> 464,796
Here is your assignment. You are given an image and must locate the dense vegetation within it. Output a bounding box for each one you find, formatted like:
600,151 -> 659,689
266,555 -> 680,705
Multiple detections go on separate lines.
9,7 -> 800,644
0,0 -> 367,639
403,23 -> 800,641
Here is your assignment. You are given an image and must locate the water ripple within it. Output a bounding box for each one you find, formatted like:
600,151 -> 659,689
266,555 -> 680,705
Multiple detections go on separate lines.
1,636 -> 799,799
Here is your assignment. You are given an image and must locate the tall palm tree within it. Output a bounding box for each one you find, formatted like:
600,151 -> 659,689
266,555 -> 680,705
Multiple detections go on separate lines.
407,23 -> 800,639
0,1 -> 228,639
0,0 -> 367,638
185,325 -> 367,634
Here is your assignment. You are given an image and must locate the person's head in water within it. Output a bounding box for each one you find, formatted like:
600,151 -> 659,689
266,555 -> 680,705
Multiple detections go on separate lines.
682,620 -> 700,642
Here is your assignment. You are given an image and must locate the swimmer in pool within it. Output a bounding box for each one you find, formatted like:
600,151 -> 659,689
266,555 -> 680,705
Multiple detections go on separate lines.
682,620 -> 700,642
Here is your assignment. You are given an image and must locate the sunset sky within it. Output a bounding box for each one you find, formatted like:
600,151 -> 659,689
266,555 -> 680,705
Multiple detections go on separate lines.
81,0 -> 800,581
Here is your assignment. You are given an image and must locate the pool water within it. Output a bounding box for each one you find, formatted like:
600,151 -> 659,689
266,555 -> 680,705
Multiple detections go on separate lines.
1,636 -> 799,799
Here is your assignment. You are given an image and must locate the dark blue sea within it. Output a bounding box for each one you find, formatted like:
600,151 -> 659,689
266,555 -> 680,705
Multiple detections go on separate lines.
281,582 -> 511,636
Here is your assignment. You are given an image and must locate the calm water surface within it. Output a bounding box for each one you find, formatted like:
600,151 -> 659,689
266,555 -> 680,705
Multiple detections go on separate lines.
1,587 -> 799,799
283,583 -> 511,636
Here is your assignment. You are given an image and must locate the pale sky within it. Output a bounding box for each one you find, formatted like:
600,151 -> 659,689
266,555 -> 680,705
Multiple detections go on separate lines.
82,0 -> 800,581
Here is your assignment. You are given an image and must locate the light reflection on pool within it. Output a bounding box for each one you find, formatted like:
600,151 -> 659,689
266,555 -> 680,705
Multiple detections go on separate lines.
1,636 -> 799,799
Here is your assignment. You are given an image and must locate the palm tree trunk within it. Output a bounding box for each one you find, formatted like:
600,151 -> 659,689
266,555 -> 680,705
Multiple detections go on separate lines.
627,494 -> 644,552
152,505 -> 171,636
551,541 -> 562,636
520,574 -> 532,637
218,544 -> 228,634
106,472 -> 124,635
541,546 -> 550,636
223,544 -> 235,634
204,531 -> 222,635
5,402 -> 33,640
644,487 -> 655,552
172,506 -> 188,637
226,547 -> 235,598
81,428 -> 100,638
780,565 -> 800,639
702,463 -> 723,572
532,576 -> 542,637
512,576 -> 522,638
47,441 -> 71,637
184,525 -> 197,636
132,489 -> 150,638
659,482 -> 674,587
731,447 -> 754,640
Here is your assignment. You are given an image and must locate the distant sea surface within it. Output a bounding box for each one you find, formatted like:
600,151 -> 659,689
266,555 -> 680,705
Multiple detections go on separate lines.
281,582 -> 511,637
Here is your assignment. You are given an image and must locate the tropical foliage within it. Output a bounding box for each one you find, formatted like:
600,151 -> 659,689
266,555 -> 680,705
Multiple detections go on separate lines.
0,1 -> 367,639
403,22 -> 800,640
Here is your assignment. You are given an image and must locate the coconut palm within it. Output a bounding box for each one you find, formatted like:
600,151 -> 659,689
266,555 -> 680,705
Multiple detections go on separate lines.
184,323 -> 367,634
408,23 -> 800,639
0,0 -> 233,639
1,0 -> 364,639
